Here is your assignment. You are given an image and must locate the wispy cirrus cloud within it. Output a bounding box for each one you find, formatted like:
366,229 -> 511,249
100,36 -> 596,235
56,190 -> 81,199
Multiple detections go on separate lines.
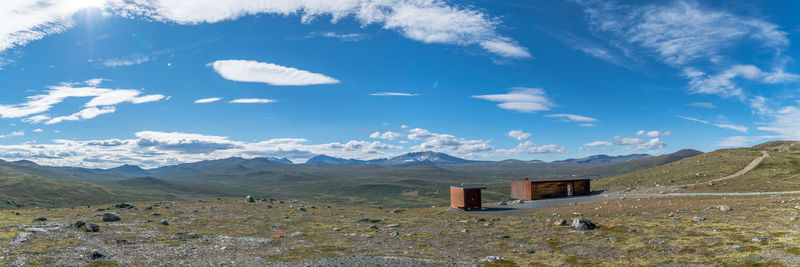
370,92 -> 419,97
0,0 -> 105,53
677,115 -> 748,133
0,79 -> 166,124
111,0 -> 530,59
472,87 -> 555,113
194,97 -> 222,104
209,60 -> 339,86
229,98 -> 277,104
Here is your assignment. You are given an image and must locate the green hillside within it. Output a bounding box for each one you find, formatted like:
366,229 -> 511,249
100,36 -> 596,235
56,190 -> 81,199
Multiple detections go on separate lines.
596,141 -> 800,193
0,169 -> 124,209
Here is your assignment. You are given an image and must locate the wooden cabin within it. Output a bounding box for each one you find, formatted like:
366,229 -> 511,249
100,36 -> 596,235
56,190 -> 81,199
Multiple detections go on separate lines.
450,185 -> 486,210
510,178 -> 591,200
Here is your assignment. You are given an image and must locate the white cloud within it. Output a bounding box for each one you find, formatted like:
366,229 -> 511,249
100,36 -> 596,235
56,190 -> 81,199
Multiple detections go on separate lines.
677,115 -> 748,133
45,106 -> 116,125
578,0 -> 788,65
317,32 -> 366,42
370,92 -> 419,97
229,98 -> 277,104
472,87 -> 555,113
584,141 -> 612,147
0,82 -> 166,124
687,102 -> 716,108
103,53 -> 151,67
716,136 -> 770,147
0,130 -> 24,138
756,105 -> 800,139
84,78 -> 107,87
635,130 -> 670,138
32,128 -> 43,133
683,65 -> 798,98
498,141 -> 565,155
506,130 -> 530,141
578,123 -> 596,127
111,0 -> 529,59
369,131 -> 403,141
194,97 -> 222,103
546,113 -> 597,123
0,0 -> 106,53
209,60 -> 339,86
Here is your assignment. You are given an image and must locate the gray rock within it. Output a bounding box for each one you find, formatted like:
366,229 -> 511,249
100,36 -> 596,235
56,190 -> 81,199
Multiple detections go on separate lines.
87,223 -> 99,232
159,220 -> 169,225
692,216 -> 706,222
389,231 -> 399,237
102,212 -> 121,222
291,232 -> 306,237
497,201 -> 507,206
387,224 -> 400,228
571,218 -> 597,230
480,256 -> 509,263
246,195 -> 255,203
144,206 -> 153,210
368,225 -> 379,230
751,236 -> 768,243
91,251 -> 104,260
33,217 -> 47,221
297,207 -> 306,211
332,228 -> 343,231
554,219 -> 568,226
718,205 -> 732,211
74,221 -> 85,229
24,228 -> 47,233
114,203 -> 134,209
357,218 -> 382,223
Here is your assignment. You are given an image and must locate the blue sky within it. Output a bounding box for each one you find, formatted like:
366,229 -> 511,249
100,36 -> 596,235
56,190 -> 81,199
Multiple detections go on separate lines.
0,0 -> 799,168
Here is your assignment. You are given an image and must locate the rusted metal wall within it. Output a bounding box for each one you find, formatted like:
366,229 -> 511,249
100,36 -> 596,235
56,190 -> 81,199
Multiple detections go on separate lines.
510,180 -> 532,200
450,187 -> 483,210
511,179 -> 592,200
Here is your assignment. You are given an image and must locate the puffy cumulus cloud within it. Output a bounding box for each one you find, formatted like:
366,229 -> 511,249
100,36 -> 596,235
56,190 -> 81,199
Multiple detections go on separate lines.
613,136 -> 666,151
110,0 -> 529,59
0,130 -> 24,139
583,141 -> 612,147
635,130 -> 671,138
472,87 -> 555,113
497,141 -> 565,155
0,81 -> 166,124
506,130 -> 530,141
134,131 -> 241,154
0,131 -> 405,168
369,131 -> 403,141
209,60 -> 339,86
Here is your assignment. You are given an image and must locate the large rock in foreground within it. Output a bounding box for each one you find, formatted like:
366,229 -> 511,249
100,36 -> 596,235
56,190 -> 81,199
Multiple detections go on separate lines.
102,212 -> 121,222
571,218 -> 597,230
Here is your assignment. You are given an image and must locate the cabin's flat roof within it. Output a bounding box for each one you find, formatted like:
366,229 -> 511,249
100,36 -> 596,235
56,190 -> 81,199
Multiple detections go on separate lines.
512,178 -> 591,183
450,185 -> 487,189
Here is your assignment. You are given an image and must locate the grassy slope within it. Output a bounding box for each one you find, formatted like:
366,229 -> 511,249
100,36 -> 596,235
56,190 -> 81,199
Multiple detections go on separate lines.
594,148 -> 761,191
683,151 -> 800,192
0,169 -> 124,209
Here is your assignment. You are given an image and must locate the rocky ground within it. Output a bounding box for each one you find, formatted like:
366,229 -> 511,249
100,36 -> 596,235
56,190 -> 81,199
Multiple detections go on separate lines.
1,194 -> 800,266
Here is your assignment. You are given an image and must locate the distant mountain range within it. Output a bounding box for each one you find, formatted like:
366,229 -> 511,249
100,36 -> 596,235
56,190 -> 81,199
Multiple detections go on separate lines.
552,153 -> 652,164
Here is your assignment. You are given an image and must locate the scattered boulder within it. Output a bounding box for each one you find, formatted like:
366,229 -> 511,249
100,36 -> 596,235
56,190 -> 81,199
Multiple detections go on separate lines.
332,228 -> 343,231
152,213 -> 161,216
368,225 -> 379,230
87,223 -> 100,232
24,228 -> 47,233
144,206 -> 153,210
297,207 -> 306,211
387,224 -> 400,228
357,218 -> 382,223
571,218 -> 597,230
481,256 -> 509,263
102,213 -> 121,222
91,251 -> 104,260
74,221 -> 86,229
692,216 -> 706,222
554,219 -> 568,226
751,236 -> 768,244
497,201 -> 507,206
114,203 -> 134,209
159,220 -> 169,225
718,205 -> 732,212
246,196 -> 255,203
389,232 -> 399,237
291,232 -> 306,237
33,217 -> 47,221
